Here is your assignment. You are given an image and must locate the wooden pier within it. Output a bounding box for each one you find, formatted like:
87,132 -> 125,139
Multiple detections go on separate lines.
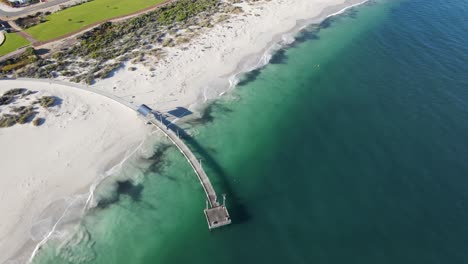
145,113 -> 231,230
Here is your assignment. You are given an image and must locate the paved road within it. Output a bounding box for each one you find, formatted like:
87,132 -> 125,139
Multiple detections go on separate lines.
0,0 -> 71,19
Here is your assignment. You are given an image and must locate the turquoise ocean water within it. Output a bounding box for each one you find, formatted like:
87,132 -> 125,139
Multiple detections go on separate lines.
33,0 -> 468,263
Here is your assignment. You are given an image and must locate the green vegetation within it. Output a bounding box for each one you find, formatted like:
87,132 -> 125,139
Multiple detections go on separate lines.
0,95 -> 14,105
0,47 -> 38,72
15,12 -> 49,29
56,0 -> 218,83
25,0 -> 166,41
32,117 -> 43,126
0,33 -> 30,56
3,88 -> 26,97
0,115 -> 17,127
0,89 -> 58,128
8,0 -> 233,82
36,96 -> 56,108
157,0 -> 217,24
0,106 -> 35,127
0,88 -> 26,106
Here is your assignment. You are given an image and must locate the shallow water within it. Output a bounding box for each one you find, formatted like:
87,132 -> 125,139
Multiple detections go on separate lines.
32,0 -> 468,263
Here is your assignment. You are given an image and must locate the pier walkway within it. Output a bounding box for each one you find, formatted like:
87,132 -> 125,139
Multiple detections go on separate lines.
145,114 -> 231,229
0,78 -> 231,230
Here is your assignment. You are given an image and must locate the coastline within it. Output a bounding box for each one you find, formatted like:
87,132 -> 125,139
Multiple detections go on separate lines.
0,0 -> 370,263
0,80 -> 150,263
94,0 -> 368,114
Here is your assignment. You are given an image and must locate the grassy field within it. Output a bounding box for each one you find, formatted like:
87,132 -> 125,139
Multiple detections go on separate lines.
0,33 -> 30,56
25,0 -> 166,41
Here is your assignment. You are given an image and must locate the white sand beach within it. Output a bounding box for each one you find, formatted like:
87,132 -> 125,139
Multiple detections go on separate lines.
96,0 -> 366,113
0,80 -> 149,263
0,0 -> 366,262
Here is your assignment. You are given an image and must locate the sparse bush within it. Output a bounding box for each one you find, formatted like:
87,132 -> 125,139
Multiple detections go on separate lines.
0,115 -> 17,128
85,74 -> 94,85
0,96 -> 14,105
21,90 -> 36,98
10,0 -> 226,81
17,111 -> 34,124
15,12 -> 47,29
3,88 -> 26,97
0,48 -> 38,73
37,96 -> 56,108
32,117 -> 44,126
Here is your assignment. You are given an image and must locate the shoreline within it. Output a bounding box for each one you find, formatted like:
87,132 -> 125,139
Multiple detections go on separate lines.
94,0 -> 369,115
0,79 -> 150,264
224,0 -> 369,96
0,0 -> 370,263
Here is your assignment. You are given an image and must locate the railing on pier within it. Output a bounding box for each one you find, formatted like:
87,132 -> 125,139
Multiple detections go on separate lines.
145,115 -> 231,229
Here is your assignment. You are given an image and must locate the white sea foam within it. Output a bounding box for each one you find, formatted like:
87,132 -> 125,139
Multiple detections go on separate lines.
225,0 -> 369,94
25,136 -> 150,264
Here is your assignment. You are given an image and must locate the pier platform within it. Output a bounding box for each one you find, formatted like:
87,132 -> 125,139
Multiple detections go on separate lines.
204,206 -> 231,230
141,108 -> 231,230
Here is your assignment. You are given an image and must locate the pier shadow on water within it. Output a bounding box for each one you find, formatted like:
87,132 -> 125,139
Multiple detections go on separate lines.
154,111 -> 251,225
187,101 -> 233,125
168,107 -> 193,119
97,180 -> 144,209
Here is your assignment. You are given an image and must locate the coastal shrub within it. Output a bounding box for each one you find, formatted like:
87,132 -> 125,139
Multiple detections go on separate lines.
70,74 -> 85,83
0,115 -> 17,128
0,95 -> 14,105
3,88 -> 26,97
175,37 -> 190,45
32,117 -> 44,126
229,6 -> 243,14
1,61 -> 29,72
37,96 -> 56,108
15,13 -> 47,29
161,38 -> 173,47
0,88 -> 27,105
11,0 -> 222,81
61,70 -> 77,77
157,0 -> 218,25
11,105 -> 27,113
17,110 -> 34,124
21,90 -> 36,98
0,48 -> 38,73
85,74 -> 94,85
217,14 -> 229,22
95,63 -> 121,79
0,106 -> 37,125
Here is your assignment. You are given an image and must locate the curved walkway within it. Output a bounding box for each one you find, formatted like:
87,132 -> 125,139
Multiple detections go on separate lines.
0,77 -> 231,229
148,116 -> 219,208
0,31 -> 5,46
146,114 -> 231,229
0,77 -> 137,110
